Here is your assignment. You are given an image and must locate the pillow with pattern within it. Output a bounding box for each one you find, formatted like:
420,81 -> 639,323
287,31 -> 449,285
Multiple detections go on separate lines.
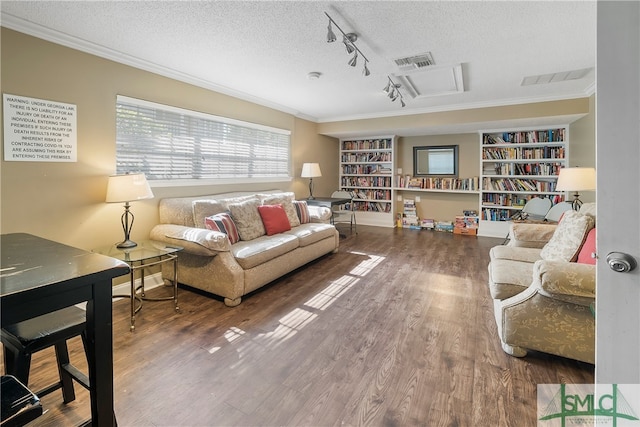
293,200 -> 310,224
227,198 -> 266,241
204,212 -> 240,244
540,210 -> 595,262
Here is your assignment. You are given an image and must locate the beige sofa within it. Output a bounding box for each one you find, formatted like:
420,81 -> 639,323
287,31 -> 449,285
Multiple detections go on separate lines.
150,191 -> 339,306
487,203 -> 596,364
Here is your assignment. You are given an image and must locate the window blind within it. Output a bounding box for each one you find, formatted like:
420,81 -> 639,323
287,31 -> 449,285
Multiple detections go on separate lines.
115,96 -> 291,182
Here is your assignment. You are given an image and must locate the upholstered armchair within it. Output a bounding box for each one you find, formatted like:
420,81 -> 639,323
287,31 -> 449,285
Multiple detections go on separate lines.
488,204 -> 596,364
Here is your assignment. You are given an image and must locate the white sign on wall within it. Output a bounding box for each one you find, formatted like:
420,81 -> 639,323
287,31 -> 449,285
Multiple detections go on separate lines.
3,93 -> 77,162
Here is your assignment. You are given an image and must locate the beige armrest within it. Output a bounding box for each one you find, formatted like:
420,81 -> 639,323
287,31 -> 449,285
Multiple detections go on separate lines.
533,259 -> 596,304
150,224 -> 231,256
508,222 -> 558,248
308,205 -> 332,223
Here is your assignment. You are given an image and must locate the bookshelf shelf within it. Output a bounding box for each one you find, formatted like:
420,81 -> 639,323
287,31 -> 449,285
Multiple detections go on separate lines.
339,136 -> 396,227
479,126 -> 568,237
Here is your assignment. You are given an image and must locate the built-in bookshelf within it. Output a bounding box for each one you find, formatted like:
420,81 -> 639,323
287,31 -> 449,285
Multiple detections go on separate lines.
479,127 -> 568,237
339,136 -> 396,227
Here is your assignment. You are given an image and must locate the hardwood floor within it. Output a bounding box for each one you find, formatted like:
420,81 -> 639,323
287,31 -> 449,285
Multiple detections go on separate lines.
4,226 -> 594,426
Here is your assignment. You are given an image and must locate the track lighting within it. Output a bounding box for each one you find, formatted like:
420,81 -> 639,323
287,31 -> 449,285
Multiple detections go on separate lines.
325,12 -> 370,77
343,34 -> 356,54
383,76 -> 406,108
327,21 -> 337,43
363,61 -> 370,76
348,51 -> 358,67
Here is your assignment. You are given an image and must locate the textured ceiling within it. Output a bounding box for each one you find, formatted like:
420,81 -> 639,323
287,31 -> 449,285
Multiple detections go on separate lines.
1,1 -> 596,126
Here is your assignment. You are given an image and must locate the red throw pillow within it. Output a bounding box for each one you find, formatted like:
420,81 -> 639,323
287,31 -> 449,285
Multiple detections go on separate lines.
577,228 -> 596,264
257,204 -> 291,236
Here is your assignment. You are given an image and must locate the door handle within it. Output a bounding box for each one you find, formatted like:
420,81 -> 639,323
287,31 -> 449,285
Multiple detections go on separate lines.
606,252 -> 637,273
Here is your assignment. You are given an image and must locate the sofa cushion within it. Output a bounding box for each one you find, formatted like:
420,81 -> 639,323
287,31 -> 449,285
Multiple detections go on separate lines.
540,210 -> 595,262
231,233 -> 299,269
261,193 -> 300,227
192,200 -> 227,229
577,228 -> 596,265
204,212 -> 240,244
283,223 -> 336,247
488,259 -> 535,300
258,204 -> 292,236
293,200 -> 310,224
228,198 -> 266,241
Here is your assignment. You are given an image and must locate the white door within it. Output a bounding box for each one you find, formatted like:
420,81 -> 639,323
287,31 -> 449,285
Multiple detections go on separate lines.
595,1 -> 640,383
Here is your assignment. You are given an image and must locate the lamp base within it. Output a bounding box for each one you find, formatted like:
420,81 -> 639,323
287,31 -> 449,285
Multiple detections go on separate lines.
116,239 -> 138,249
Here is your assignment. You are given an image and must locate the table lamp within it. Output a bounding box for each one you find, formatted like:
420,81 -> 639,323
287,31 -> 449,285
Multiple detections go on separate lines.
301,163 -> 322,200
106,173 -> 154,248
555,167 -> 596,211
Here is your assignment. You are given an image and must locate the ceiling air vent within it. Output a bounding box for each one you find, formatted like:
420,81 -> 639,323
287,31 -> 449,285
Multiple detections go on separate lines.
394,52 -> 435,71
521,68 -> 593,86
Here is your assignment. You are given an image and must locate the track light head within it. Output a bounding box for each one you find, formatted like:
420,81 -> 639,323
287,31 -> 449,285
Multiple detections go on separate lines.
363,61 -> 370,76
343,33 -> 357,54
348,51 -> 358,67
327,22 -> 337,43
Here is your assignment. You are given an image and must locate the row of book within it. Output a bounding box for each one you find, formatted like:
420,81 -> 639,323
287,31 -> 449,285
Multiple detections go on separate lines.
483,162 -> 564,176
341,152 -> 392,162
483,177 -> 558,193
483,129 -> 565,144
395,175 -> 479,191
483,146 -> 565,160
341,139 -> 393,151
342,164 -> 393,175
351,189 -> 391,201
341,176 -> 393,188
481,208 -> 513,221
352,201 -> 392,213
482,193 -> 565,207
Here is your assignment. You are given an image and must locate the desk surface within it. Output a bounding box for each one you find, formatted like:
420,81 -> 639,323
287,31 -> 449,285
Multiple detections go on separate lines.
1,233 -> 129,300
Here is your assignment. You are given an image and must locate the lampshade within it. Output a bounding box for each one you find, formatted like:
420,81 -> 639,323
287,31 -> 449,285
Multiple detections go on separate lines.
106,173 -> 154,203
301,163 -> 322,178
555,167 -> 596,191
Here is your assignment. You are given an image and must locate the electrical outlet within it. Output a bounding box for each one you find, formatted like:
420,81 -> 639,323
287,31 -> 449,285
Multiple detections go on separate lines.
415,196 -> 421,202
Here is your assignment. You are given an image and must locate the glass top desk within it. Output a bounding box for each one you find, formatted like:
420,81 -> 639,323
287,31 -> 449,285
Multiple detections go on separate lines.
94,240 -> 183,331
1,232 -> 130,426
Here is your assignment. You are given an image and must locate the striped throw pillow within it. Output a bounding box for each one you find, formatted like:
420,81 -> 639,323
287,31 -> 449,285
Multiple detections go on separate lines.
293,200 -> 310,224
204,212 -> 240,244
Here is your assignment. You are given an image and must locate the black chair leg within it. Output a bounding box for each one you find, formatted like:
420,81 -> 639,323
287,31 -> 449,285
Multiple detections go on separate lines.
2,348 -> 31,391
53,341 -> 76,403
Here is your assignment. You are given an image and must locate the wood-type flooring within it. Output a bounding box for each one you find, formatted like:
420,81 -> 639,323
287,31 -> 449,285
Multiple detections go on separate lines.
3,226 -> 594,426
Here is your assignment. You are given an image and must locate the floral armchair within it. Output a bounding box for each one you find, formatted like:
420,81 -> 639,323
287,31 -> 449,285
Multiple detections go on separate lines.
487,204 -> 596,364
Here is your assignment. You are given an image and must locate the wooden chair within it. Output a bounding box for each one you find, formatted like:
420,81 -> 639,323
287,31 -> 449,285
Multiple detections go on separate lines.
1,306 -> 90,404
